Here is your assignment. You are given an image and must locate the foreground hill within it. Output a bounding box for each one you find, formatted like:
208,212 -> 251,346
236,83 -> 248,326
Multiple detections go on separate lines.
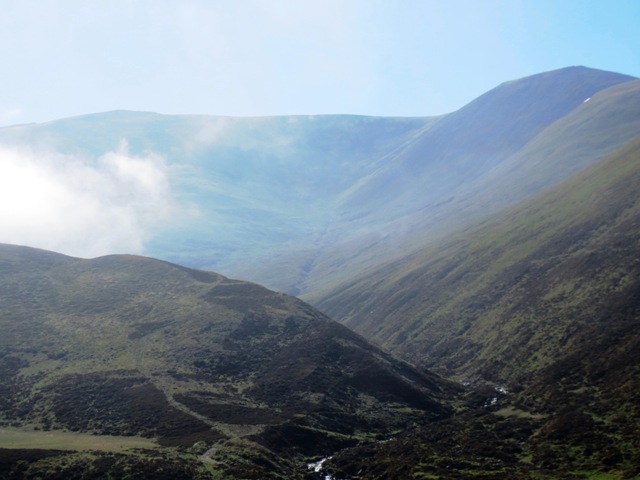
0,67 -> 636,298
0,244 -> 457,478
313,134 -> 640,477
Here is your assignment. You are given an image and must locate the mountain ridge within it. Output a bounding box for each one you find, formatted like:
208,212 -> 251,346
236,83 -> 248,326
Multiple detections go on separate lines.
294,68 -> 640,299
320,131 -> 640,381
1,67 -> 636,299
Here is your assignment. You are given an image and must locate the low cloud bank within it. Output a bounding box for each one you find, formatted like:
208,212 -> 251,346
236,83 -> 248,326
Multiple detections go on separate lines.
0,140 -> 174,258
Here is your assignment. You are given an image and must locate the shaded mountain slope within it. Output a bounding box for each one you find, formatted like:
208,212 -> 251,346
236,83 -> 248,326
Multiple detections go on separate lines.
0,244 -> 457,478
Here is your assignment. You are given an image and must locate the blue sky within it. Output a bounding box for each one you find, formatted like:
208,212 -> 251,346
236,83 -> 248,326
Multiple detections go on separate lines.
1,0 -> 639,126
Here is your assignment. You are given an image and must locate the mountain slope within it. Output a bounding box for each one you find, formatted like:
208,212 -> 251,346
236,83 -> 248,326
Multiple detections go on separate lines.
297,72 -> 640,301
0,67 -> 636,299
317,133 -> 640,380
338,66 -> 635,219
0,112 -> 433,280
310,132 -> 640,480
247,67 -> 639,296
0,244 -> 457,478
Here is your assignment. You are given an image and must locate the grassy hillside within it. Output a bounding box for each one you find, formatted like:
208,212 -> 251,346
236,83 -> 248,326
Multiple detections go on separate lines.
288,69 -> 640,298
338,66 -> 635,220
299,76 -> 640,302
3,67 -> 640,478
0,244 -> 457,478
319,132 -> 640,377
311,133 -> 640,480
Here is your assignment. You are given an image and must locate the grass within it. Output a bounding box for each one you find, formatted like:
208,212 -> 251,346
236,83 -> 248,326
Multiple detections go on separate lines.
0,427 -> 159,452
493,406 -> 547,420
575,472 -> 635,480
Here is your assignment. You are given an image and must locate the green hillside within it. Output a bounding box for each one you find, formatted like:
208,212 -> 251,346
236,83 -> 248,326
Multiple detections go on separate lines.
299,76 -> 640,302
317,132 -> 640,376
2,66 -> 640,478
0,244 -> 457,478
256,68 -> 640,296
312,134 -> 640,477
337,66 -> 636,220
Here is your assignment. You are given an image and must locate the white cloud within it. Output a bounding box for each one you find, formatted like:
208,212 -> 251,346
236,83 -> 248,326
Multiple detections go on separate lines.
0,140 -> 174,258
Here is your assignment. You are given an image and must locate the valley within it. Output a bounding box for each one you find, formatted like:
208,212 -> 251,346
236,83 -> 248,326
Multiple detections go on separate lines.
1,66 -> 640,478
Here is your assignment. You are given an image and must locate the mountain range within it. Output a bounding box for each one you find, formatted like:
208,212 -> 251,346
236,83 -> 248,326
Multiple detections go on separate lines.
1,65 -> 640,478
2,66 -> 637,298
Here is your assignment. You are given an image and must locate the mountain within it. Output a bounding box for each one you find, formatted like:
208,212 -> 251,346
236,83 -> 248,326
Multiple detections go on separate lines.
0,67 -> 636,299
336,65 -> 635,220
3,66 -> 640,477
316,130 -> 640,380
0,243 -> 457,479
311,133 -> 640,477
0,111 -> 433,288
297,69 -> 640,300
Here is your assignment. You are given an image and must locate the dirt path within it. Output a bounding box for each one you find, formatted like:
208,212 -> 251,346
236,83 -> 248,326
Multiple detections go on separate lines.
198,446 -> 219,464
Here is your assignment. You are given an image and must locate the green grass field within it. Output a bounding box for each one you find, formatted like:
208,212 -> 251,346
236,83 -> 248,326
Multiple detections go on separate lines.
0,427 -> 159,452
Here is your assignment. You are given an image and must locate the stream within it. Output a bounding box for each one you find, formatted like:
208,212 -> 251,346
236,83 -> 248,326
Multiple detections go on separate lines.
306,456 -> 335,479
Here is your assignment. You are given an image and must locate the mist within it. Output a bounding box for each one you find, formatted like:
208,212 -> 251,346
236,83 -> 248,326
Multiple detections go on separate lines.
0,140 -> 174,258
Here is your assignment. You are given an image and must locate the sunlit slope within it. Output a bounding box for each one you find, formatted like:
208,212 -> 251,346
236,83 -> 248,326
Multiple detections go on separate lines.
253,68 -> 640,295
338,66 -> 635,222
316,133 -> 640,385
0,243 -> 456,477
463,78 -> 640,209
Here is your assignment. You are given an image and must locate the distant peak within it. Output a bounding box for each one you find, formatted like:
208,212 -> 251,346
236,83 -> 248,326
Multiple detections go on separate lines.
504,65 -> 636,87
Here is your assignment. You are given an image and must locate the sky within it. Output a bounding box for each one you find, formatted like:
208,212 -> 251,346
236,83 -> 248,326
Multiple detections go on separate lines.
1,0 -> 640,127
